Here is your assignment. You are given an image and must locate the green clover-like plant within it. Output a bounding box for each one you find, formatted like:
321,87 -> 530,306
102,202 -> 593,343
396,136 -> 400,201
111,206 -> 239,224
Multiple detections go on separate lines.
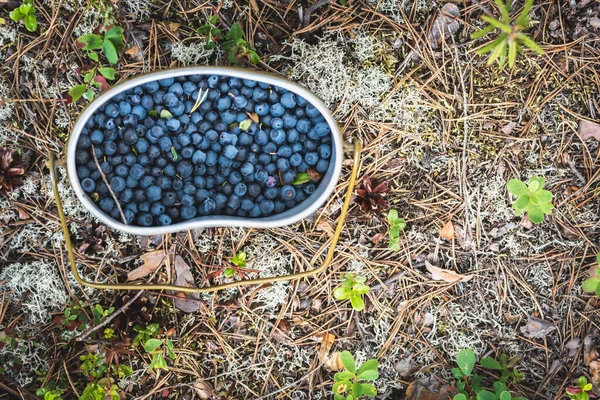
143,337 -> 176,377
566,376 -> 596,400
36,387 -> 64,400
196,15 -> 223,50
333,273 -> 370,312
9,0 -> 37,32
332,351 -> 378,400
77,26 -> 124,65
583,253 -> 600,298
387,209 -> 406,251
471,0 -> 543,69
506,175 -> 553,224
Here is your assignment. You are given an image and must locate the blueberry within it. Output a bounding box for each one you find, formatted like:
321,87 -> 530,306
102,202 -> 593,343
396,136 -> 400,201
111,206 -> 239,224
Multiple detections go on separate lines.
259,199 -> 275,214
249,204 -> 261,217
277,145 -> 293,158
181,205 -> 196,219
255,103 -> 269,116
158,77 -> 175,87
206,130 -> 219,143
270,129 -> 286,145
281,92 -> 296,108
195,189 -> 209,201
115,164 -> 129,177
137,213 -> 153,226
157,176 -> 172,190
141,95 -> 154,108
103,141 -> 117,156
217,96 -> 231,111
318,143 -> 332,159
253,170 -> 267,183
157,214 -> 172,226
139,202 -> 151,213
220,132 -> 237,146
105,103 -> 119,118
277,158 -> 290,171
290,153 -> 303,167
183,81 -> 197,95
170,101 -> 185,116
265,186 -> 278,199
296,119 -> 311,133
172,179 -> 183,191
252,87 -> 268,102
281,185 -> 296,201
177,161 -> 193,178
270,117 -> 284,129
306,103 -> 321,118
162,191 -> 177,206
314,122 -> 331,137
99,197 -> 115,213
143,81 -> 160,93
227,195 -> 241,210
158,137 -> 172,152
234,183 -> 247,197
81,177 -> 95,193
123,129 -> 138,145
228,171 -> 242,185
146,186 -> 162,202
207,75 -> 220,88
316,159 -> 329,173
264,163 -> 277,175
151,202 -> 166,216
241,199 -> 254,211
221,110 -> 237,124
305,152 -> 319,166
247,183 -> 261,198
282,113 -> 297,128
223,145 -> 238,159
270,103 -> 285,117
77,165 -> 91,179
214,193 -> 227,209
90,130 -> 104,144
129,94 -> 142,104
76,150 -> 89,164
282,170 -> 296,184
168,82 -> 183,96
166,118 -> 181,131
233,95 -> 248,109
201,198 -> 216,214
119,101 -> 132,116
256,130 -> 269,145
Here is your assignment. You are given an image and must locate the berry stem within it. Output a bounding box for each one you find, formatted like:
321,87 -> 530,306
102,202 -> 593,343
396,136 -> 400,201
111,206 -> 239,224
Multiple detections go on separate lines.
90,144 -> 127,224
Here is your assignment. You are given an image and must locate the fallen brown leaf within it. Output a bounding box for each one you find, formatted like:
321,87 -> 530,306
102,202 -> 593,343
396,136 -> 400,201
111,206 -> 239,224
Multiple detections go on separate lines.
192,379 -> 213,399
168,22 -> 181,32
425,261 -> 473,283
579,119 -> 600,141
127,250 -> 166,281
520,316 -> 557,339
440,220 -> 455,241
249,0 -> 259,12
501,121 -> 517,135
371,232 -> 386,244
171,255 -> 201,313
316,217 -> 335,237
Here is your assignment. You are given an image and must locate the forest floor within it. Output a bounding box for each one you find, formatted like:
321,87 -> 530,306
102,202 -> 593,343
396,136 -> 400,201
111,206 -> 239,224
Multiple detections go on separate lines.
1,0 -> 600,399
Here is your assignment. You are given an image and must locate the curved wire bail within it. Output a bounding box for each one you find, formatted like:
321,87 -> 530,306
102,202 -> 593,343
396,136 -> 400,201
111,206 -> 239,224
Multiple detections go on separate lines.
48,139 -> 362,293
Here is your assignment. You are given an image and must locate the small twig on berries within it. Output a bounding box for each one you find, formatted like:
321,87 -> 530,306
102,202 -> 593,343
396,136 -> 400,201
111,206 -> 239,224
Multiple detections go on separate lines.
90,144 -> 127,224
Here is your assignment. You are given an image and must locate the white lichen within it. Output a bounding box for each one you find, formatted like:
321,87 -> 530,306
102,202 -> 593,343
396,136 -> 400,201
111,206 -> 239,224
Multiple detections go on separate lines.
0,335 -> 49,387
0,261 -> 69,324
171,41 -> 215,66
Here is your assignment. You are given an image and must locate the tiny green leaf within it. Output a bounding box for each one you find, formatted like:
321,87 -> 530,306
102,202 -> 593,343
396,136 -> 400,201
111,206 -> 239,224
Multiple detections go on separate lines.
292,172 -> 311,185
512,195 -> 529,211
357,369 -> 378,381
499,392 -> 511,400
102,38 -> 118,64
352,381 -> 362,398
23,13 -> 36,32
334,286 -> 351,300
85,89 -> 95,100
454,395 -> 468,400
249,51 -> 260,64
480,357 -> 503,370
476,391 -> 499,400
357,359 -> 378,376
78,34 -> 103,50
360,383 -> 377,397
456,349 -> 476,377
527,205 -> 544,224
334,371 -> 355,381
507,179 -> 529,196
160,109 -> 173,119
88,52 -> 99,62
9,8 -> 24,22
239,119 -> 252,130
98,67 -> 116,80
68,84 -> 88,102
170,146 -> 178,162
349,292 -> 365,311
143,338 -> 163,353
340,351 -> 356,373
471,24 -> 495,39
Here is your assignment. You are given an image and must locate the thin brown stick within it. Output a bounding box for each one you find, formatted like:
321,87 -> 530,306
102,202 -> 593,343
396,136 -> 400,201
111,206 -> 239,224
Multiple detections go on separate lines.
76,290 -> 144,341
90,144 -> 127,224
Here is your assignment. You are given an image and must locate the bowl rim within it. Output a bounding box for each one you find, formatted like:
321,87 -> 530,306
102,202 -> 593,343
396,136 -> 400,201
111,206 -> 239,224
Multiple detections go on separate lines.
66,66 -> 343,235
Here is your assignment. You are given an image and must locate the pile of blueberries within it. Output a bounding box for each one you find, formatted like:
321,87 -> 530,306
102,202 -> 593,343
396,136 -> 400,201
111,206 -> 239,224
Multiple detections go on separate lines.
75,74 -> 333,227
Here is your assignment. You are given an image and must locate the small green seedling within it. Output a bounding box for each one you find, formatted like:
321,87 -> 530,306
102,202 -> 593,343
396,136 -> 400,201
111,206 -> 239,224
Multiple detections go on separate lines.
77,26 -> 124,64
566,376 -> 597,400
471,0 -> 543,68
387,209 -> 406,251
453,349 -> 526,400
36,387 -> 64,400
583,253 -> 600,298
506,175 -> 553,224
80,380 -> 120,400
332,351 -> 378,400
196,15 -> 222,50
134,323 -> 175,377
479,353 -> 524,384
334,273 -> 370,312
9,0 -> 37,32
221,23 -> 260,64
69,25 -> 123,102
225,250 -> 247,278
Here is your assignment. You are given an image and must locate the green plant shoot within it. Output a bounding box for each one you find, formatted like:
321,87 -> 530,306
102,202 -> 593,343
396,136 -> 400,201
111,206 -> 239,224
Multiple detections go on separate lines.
225,250 -> 247,277
506,175 -> 553,223
332,351 -> 378,400
387,209 -> 406,251
333,273 -> 370,312
582,253 -> 600,298
471,0 -> 544,68
9,0 -> 37,32
566,376 -> 596,400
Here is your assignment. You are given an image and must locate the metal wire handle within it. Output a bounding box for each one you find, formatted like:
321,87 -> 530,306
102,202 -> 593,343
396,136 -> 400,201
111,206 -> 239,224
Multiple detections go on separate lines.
48,140 -> 362,293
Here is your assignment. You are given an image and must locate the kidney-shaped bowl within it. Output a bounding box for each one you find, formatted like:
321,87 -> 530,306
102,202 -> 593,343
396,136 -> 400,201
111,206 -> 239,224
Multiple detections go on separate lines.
67,67 -> 343,236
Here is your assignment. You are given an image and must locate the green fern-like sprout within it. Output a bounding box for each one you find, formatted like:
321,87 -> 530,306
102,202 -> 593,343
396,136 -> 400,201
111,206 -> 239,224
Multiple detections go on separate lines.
471,0 -> 544,68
